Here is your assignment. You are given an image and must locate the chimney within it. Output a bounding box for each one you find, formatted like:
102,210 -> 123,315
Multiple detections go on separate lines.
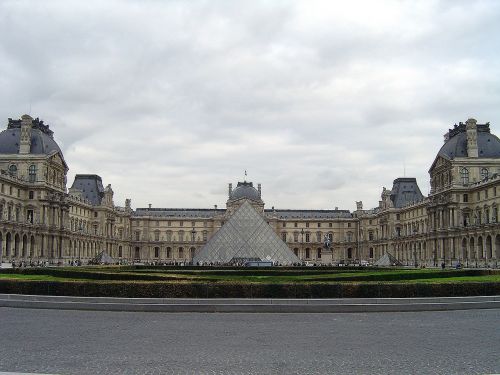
466,118 -> 478,158
148,203 -> 152,209
19,114 -> 33,154
228,183 -> 232,198
214,204 -> 217,210
257,183 -> 261,198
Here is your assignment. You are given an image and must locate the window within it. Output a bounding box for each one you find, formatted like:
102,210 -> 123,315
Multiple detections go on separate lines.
154,247 -> 159,258
28,165 -> 36,182
317,223 -> 321,228
118,246 -> 123,258
306,222 -> 309,228
178,247 -> 184,258
293,248 -> 299,256
316,232 -> 322,242
305,248 -> 310,259
463,194 -> 468,203
135,231 -> 140,241
460,167 -> 469,185
168,221 -> 171,227
305,233 -> 310,242
369,219 -> 373,225
293,232 -> 299,242
29,191 -> 34,199
481,168 -> 489,180
347,248 -> 353,259
281,232 -> 287,242
369,248 -> 374,258
368,231 -> 374,241
282,222 -> 286,227
294,222 -> 298,228
154,231 -> 160,241
485,189 -> 489,199
347,232 -> 353,242
329,223 -> 332,228
8,164 -> 17,177
166,231 -> 172,241
166,247 -> 172,258
180,221 -> 184,227
396,214 -> 400,220
347,223 -> 351,228
317,248 -> 321,259
191,221 -> 195,227
328,233 -> 333,241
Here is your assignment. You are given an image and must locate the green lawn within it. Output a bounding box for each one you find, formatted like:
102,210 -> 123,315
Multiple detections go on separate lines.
1,267 -> 499,284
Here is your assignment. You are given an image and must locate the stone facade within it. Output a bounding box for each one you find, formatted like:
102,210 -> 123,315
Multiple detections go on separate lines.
0,115 -> 499,267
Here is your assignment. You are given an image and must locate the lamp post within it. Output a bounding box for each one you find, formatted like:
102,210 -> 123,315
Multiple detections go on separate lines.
413,227 -> 418,268
301,228 -> 304,264
191,228 -> 196,265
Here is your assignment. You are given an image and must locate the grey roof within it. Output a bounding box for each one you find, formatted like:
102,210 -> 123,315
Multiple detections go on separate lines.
0,119 -> 63,158
230,181 -> 261,201
438,123 -> 500,159
70,175 -> 105,206
266,209 -> 353,219
390,178 -> 424,208
133,208 -> 225,218
193,201 -> 300,265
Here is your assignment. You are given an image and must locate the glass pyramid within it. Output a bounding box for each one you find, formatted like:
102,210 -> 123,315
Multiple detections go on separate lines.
193,201 -> 300,265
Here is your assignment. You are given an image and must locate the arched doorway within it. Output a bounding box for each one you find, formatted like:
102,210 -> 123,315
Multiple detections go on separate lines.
486,236 -> 492,259
30,235 -> 35,258
462,238 -> 467,260
469,237 -> 475,260
14,234 -> 20,257
22,235 -> 27,258
134,247 -> 140,260
478,236 -> 484,259
347,248 -> 352,259
5,233 -> 11,258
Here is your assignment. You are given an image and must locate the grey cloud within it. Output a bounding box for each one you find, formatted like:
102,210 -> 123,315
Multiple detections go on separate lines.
1,0 -> 499,210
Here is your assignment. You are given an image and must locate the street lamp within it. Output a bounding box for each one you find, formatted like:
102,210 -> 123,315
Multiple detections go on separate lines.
191,228 -> 196,265
413,227 -> 418,268
301,228 -> 304,264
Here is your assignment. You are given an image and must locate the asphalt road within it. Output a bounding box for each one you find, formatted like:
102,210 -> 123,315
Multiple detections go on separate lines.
0,307 -> 498,375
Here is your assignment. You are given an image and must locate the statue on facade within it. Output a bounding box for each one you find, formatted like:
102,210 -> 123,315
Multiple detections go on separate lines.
323,234 -> 332,251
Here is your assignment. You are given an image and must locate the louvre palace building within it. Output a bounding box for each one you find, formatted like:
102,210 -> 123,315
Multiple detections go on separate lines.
0,114 -> 500,268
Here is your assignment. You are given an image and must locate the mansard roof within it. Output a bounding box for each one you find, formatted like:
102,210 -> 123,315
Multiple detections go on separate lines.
70,174 -> 105,206
390,177 -> 424,208
133,208 -> 225,218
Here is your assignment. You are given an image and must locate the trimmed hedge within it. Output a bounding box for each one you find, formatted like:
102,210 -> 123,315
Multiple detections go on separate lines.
0,280 -> 499,298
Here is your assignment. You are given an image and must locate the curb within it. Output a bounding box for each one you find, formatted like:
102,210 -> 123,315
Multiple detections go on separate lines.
0,294 -> 499,313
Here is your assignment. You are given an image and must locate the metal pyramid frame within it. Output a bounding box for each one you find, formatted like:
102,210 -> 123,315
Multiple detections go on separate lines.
193,201 -> 300,265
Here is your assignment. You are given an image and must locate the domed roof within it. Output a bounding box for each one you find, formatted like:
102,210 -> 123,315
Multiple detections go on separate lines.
438,122 -> 500,159
230,181 -> 261,201
0,116 -> 64,159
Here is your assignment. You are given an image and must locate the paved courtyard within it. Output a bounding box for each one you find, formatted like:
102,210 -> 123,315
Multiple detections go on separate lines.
0,307 -> 498,375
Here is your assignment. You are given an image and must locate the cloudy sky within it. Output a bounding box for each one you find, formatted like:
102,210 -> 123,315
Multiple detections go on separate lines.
1,0 -> 499,210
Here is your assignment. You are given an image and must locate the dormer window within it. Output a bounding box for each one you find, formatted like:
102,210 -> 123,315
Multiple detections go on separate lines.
8,164 -> 17,177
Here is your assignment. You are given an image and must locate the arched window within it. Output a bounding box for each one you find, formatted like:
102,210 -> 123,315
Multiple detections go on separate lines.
460,168 -> 469,185
8,164 -> 17,177
28,165 -> 36,182
480,168 -> 489,180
